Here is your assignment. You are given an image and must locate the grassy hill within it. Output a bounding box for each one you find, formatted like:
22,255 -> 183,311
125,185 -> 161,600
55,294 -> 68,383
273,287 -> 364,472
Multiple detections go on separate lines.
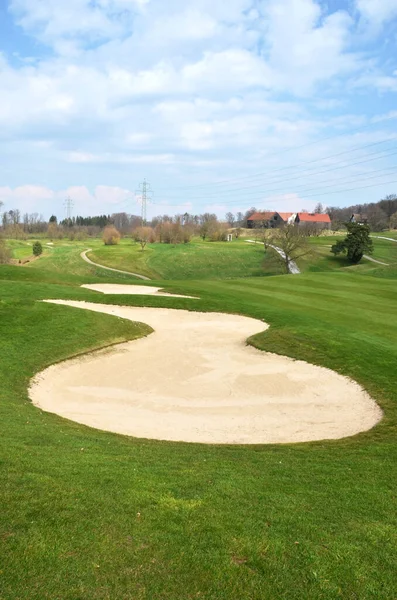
1,238 -> 397,599
86,234 -> 397,279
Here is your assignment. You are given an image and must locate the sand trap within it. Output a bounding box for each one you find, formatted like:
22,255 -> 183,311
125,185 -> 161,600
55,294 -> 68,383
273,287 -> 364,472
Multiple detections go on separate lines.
30,300 -> 382,444
81,284 -> 198,299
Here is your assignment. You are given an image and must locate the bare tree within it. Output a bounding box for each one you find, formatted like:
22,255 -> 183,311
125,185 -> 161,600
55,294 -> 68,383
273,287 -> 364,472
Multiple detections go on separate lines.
390,211 -> 397,229
133,226 -> 154,250
267,225 -> 312,274
225,212 -> 235,226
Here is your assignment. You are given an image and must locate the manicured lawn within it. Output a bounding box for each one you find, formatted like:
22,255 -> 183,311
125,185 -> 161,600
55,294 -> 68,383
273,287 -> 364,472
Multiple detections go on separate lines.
1,246 -> 397,599
88,235 -> 397,280
88,238 -> 270,280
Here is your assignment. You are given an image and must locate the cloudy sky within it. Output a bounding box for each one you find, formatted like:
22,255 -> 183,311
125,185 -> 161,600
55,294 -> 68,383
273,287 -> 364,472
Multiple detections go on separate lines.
0,0 -> 397,220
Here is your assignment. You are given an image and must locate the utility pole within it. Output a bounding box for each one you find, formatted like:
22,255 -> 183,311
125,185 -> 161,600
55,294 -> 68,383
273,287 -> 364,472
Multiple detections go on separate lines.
64,197 -> 74,222
135,179 -> 153,226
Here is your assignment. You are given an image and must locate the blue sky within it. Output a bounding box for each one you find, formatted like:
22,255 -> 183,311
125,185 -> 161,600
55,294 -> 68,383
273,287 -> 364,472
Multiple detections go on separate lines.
0,0 -> 397,219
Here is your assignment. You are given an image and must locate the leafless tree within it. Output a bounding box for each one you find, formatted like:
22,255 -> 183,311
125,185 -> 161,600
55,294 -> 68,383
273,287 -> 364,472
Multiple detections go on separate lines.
267,225 -> 312,274
133,226 -> 154,250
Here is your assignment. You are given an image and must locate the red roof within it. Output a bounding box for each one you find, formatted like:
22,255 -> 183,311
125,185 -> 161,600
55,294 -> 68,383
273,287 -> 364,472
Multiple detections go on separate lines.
277,212 -> 294,221
248,211 -> 276,221
297,213 -> 331,223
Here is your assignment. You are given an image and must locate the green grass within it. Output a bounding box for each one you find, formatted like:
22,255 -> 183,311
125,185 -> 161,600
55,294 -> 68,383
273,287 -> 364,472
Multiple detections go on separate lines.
1,239 -> 397,598
88,235 -> 397,280
6,239 -> 37,260
88,238 -> 271,280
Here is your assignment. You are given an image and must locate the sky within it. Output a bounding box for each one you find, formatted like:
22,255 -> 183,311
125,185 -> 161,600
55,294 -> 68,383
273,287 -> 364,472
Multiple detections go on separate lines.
0,0 -> 397,220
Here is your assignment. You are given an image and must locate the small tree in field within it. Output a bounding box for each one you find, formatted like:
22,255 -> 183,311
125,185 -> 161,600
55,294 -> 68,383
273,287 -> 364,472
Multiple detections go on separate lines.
133,226 -> 154,250
331,222 -> 373,264
103,225 -> 121,245
267,225 -> 311,274
32,241 -> 43,256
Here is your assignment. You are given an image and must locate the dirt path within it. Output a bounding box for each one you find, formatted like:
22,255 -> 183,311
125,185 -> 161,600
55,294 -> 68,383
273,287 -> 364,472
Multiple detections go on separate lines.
245,240 -> 300,274
30,299 -> 381,444
372,236 -> 397,243
363,255 -> 389,266
81,249 -> 151,280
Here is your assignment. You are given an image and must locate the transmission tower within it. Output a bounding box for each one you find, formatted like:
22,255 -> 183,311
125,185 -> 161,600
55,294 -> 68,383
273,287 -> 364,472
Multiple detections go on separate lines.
64,197 -> 74,221
135,179 -> 153,225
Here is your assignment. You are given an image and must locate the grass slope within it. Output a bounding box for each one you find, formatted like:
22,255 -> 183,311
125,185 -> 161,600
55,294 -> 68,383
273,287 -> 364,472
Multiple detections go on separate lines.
0,248 -> 397,599
88,234 -> 397,280
88,238 -> 270,280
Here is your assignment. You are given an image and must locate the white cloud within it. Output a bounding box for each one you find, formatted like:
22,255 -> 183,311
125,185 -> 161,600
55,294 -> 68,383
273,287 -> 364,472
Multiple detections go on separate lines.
1,0 -> 397,217
356,0 -> 397,25
10,0 -> 147,50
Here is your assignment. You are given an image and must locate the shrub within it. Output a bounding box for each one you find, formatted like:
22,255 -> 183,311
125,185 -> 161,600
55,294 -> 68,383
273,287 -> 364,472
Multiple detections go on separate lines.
132,226 -> 155,250
331,222 -> 373,264
32,241 -> 43,257
103,225 -> 121,245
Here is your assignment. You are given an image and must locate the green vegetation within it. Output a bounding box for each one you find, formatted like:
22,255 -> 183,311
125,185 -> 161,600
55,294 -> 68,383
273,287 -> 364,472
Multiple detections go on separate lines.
1,237 -> 397,598
32,241 -> 43,257
89,238 -> 269,280
331,223 -> 373,263
88,234 -> 397,280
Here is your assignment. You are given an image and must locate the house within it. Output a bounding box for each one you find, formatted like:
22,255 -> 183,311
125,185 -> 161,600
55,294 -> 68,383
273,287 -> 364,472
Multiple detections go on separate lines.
275,212 -> 296,226
247,211 -> 295,228
295,213 -> 331,230
247,211 -> 277,228
350,213 -> 368,224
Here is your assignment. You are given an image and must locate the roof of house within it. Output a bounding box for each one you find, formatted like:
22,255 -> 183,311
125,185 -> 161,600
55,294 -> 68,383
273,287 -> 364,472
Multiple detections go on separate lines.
351,213 -> 368,220
297,213 -> 331,223
247,211 -> 276,221
276,212 -> 294,221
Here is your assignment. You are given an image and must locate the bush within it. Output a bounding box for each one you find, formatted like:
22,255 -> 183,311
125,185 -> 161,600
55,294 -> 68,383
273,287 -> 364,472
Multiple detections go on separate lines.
103,226 -> 121,245
32,241 -> 43,257
132,226 -> 155,250
0,238 -> 11,264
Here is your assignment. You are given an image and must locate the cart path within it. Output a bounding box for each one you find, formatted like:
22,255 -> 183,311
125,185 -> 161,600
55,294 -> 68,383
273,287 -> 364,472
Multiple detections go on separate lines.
81,249 -> 151,280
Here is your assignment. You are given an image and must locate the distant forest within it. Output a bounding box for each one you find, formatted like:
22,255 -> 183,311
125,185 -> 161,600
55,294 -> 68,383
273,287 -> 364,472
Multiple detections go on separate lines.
326,193 -> 397,231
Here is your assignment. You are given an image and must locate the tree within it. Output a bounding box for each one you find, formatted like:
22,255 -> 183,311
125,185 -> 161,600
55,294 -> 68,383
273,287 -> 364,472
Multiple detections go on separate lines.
225,212 -> 235,226
0,238 -> 11,264
133,226 -> 154,250
390,211 -> 397,229
267,225 -> 311,274
32,241 -> 43,257
49,215 -> 57,223
331,222 -> 373,264
314,202 -> 324,214
103,225 -> 121,245
366,204 -> 387,231
378,194 -> 397,220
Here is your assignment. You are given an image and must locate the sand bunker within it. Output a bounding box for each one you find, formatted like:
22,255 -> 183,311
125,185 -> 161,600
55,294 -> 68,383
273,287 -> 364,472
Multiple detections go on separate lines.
81,284 -> 198,299
30,300 -> 381,444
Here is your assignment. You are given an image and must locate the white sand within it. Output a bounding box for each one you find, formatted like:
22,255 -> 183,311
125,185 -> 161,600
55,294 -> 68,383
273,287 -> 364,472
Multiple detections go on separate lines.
30,300 -> 382,444
81,283 -> 198,299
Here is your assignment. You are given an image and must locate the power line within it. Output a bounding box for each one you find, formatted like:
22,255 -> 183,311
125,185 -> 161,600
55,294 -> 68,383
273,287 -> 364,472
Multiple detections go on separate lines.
154,115 -> 397,192
156,141 -> 397,200
135,179 -> 153,225
64,197 -> 74,220
148,172 -> 397,209
155,147 -> 397,202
